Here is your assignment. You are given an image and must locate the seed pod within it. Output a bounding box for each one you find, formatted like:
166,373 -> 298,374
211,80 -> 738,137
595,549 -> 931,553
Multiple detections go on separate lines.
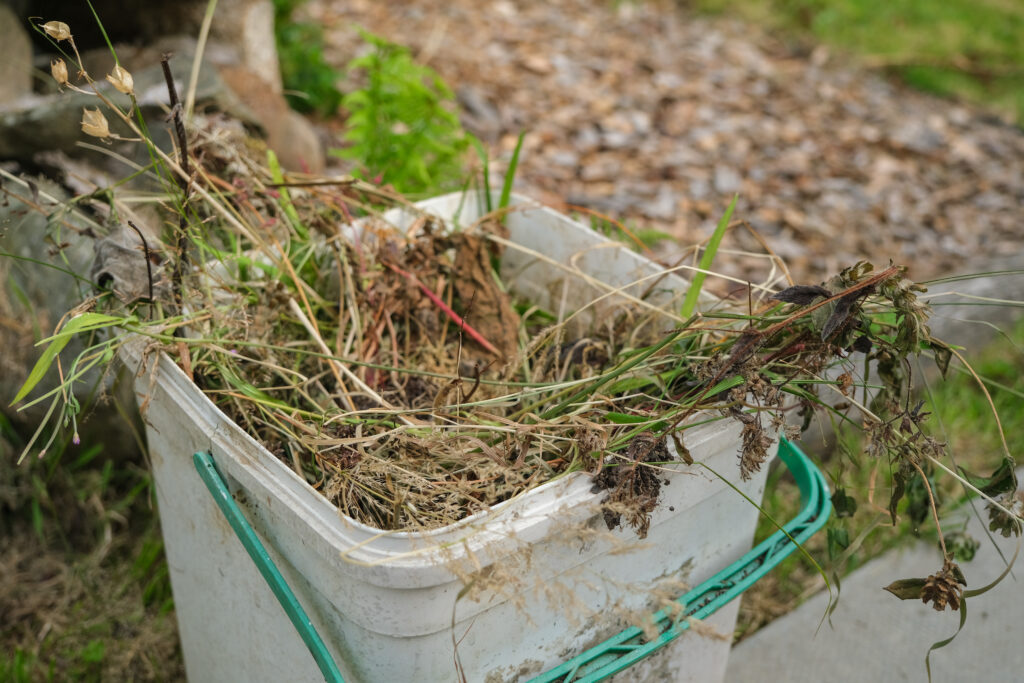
42,21 -> 72,42
920,567 -> 964,611
81,108 -> 111,139
106,65 -> 134,95
51,58 -> 69,87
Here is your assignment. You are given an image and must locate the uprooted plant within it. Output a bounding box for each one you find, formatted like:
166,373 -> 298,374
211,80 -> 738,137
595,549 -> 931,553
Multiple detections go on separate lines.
5,18 -> 1022,652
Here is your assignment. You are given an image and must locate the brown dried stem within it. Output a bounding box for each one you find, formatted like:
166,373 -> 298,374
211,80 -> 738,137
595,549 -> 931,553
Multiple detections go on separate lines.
160,53 -> 192,307
664,264 -> 902,435
911,460 -> 947,559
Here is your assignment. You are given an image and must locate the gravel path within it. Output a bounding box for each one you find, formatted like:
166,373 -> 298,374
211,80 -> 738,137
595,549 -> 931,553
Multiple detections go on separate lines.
310,0 -> 1023,284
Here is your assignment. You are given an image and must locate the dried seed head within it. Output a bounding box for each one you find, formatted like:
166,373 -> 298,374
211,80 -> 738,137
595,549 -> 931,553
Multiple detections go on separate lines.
42,21 -> 72,42
106,65 -> 134,95
50,58 -> 69,87
573,426 -> 606,459
81,108 -> 110,139
987,490 -> 1024,538
944,530 -> 980,563
738,414 -> 772,480
920,560 -> 966,612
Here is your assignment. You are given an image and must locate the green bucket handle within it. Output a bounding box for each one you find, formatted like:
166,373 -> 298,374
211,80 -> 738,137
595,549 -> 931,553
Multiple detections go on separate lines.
193,452 -> 346,683
194,437 -> 830,683
529,437 -> 832,682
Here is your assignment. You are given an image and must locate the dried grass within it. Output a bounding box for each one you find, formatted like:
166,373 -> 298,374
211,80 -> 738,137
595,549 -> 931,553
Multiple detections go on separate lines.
5,39 -> 942,537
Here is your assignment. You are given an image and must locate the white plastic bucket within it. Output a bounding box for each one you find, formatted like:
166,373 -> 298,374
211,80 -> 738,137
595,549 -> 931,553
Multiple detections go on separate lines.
122,194 -> 772,682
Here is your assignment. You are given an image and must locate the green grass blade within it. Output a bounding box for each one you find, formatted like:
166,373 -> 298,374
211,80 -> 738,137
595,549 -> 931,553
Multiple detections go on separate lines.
12,313 -> 126,406
499,131 -> 526,212
680,194 -> 737,319
0,251 -> 95,285
268,150 -> 308,239
704,374 -> 745,396
85,0 -> 118,64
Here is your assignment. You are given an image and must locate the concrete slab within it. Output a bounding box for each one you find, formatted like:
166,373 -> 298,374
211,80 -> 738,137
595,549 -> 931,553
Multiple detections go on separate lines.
726,499 -> 1024,683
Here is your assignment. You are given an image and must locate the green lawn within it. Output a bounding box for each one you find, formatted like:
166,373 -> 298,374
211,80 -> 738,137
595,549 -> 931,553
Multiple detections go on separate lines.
692,0 -> 1024,123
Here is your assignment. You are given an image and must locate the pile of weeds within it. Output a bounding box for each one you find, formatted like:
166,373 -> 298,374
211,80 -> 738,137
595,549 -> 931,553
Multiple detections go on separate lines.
9,93 -> 945,535
6,20 -> 1022,641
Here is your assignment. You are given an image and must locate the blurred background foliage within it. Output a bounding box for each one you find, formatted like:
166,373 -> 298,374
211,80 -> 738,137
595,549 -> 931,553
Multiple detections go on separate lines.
690,0 -> 1024,123
273,1 -> 474,195
273,0 -> 344,116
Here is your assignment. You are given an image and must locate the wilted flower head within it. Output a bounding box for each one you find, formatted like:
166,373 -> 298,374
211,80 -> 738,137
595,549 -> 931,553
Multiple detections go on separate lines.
106,65 -> 134,95
81,108 -> 110,139
51,58 -> 69,87
920,560 -> 966,612
42,21 -> 72,42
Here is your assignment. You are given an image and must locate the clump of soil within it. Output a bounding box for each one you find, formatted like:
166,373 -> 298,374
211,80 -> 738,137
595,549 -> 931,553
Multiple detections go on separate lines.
592,434 -> 673,539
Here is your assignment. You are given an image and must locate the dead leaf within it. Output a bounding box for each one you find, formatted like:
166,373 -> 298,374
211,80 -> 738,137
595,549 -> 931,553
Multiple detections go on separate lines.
929,338 -> 953,378
821,291 -> 861,340
771,284 -> 831,305
884,577 -> 926,601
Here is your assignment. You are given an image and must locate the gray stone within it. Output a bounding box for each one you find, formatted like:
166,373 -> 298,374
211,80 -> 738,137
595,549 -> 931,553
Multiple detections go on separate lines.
22,0 -> 281,92
574,125 -> 601,153
458,85 -> 502,140
688,177 -> 710,200
645,185 -> 677,221
0,37 -> 321,173
892,119 -> 946,154
0,5 -> 32,105
925,253 -> 1024,353
549,149 -> 580,168
0,171 -> 99,416
602,129 -> 632,149
0,166 -> 152,457
713,164 -> 742,194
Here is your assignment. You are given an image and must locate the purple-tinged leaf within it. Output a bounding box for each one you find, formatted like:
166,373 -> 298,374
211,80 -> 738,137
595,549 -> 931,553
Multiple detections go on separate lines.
770,284 -> 831,305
